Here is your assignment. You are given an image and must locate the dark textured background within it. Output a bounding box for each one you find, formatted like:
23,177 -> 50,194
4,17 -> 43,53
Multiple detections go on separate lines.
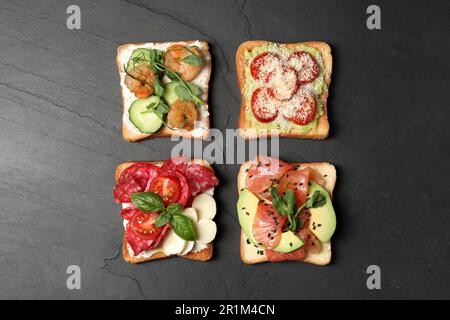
0,0 -> 449,300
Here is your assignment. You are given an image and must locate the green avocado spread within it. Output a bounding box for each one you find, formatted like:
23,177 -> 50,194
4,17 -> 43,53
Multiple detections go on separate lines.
243,42 -> 327,134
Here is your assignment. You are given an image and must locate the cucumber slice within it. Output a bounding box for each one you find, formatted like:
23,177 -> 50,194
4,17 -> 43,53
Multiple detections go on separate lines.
129,96 -> 164,133
126,48 -> 151,72
163,82 -> 179,105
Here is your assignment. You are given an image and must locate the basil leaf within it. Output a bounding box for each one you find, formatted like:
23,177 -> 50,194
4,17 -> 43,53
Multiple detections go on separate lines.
175,85 -> 196,102
154,78 -> 164,97
166,203 -> 183,215
155,212 -> 172,227
130,192 -> 165,213
179,54 -> 202,66
171,214 -> 197,241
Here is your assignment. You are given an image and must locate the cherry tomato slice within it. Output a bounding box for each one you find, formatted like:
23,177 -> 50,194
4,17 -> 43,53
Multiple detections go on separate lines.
250,87 -> 280,123
281,89 -> 317,126
250,52 -> 282,82
149,176 -> 181,206
287,51 -> 320,84
130,212 -> 164,241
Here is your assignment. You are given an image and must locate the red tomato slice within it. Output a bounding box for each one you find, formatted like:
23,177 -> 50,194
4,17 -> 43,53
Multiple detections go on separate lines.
267,66 -> 299,101
130,212 -> 164,241
281,89 -> 317,125
245,156 -> 293,194
250,52 -> 282,82
266,246 -> 307,262
287,51 -> 320,84
250,87 -> 280,123
278,169 -> 310,206
149,176 -> 181,206
252,203 -> 286,249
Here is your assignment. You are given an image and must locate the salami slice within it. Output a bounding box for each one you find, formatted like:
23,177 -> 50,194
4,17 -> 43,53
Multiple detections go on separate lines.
126,223 -> 169,256
120,206 -> 139,220
113,163 -> 160,203
160,157 -> 188,174
113,174 -> 142,203
185,163 -> 219,196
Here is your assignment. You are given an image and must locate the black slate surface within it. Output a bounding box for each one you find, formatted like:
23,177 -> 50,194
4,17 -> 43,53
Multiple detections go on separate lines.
0,0 -> 449,300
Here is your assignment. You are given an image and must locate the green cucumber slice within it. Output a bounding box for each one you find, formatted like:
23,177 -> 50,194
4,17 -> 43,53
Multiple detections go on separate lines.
162,82 -> 179,105
126,48 -> 151,72
129,96 -> 164,134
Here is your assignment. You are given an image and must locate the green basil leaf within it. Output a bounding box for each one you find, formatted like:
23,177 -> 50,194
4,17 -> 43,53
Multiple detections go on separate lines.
166,203 -> 183,215
130,192 -> 165,213
155,212 -> 172,227
179,54 -> 203,66
154,78 -> 164,97
175,85 -> 196,102
171,214 -> 197,241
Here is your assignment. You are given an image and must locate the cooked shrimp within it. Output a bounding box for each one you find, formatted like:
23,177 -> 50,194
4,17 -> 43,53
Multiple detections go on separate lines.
124,64 -> 155,98
164,45 -> 204,81
167,100 -> 199,131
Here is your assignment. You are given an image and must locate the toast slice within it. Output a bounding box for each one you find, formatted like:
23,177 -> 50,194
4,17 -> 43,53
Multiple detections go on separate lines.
116,41 -> 212,142
236,40 -> 332,140
237,161 -> 337,265
115,160 -> 214,264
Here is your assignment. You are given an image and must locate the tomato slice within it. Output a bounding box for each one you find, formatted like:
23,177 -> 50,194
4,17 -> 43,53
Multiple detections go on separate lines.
250,87 -> 280,123
278,169 -> 310,207
267,65 -> 299,101
245,156 -> 293,194
130,212 -> 164,241
149,175 -> 181,206
250,52 -> 282,82
281,89 -> 317,125
252,203 -> 286,249
287,51 -> 320,84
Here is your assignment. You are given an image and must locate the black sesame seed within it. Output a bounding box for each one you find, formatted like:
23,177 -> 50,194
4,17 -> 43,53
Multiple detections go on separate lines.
324,175 -> 328,177
289,242 -> 293,247
308,182 -> 312,186
246,239 -> 251,244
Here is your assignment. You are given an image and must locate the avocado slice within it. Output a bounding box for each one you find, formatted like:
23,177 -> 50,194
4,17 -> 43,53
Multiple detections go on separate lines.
308,181 -> 336,243
162,82 -> 179,105
237,188 -> 260,246
273,230 -> 304,253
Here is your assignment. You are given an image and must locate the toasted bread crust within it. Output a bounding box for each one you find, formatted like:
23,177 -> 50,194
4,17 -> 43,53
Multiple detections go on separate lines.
116,41 -> 212,142
236,40 -> 332,140
116,160 -> 214,264
237,160 -> 336,265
